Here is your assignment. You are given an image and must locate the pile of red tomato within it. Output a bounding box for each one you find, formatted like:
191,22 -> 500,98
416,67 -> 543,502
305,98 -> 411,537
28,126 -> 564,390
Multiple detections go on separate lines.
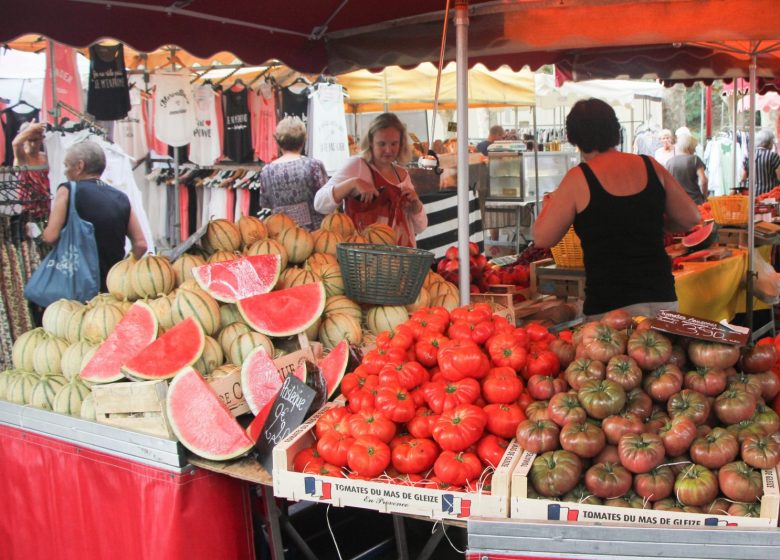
292,302 -> 559,490
516,311 -> 780,517
435,242 -> 531,294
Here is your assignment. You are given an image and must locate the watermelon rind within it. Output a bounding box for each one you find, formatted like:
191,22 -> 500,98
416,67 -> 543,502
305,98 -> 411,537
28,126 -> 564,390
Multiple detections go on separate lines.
681,221 -> 718,251
166,366 -> 254,461
240,346 -> 284,415
237,282 -> 326,337
80,302 -> 158,384
318,340 -> 350,398
121,317 -> 205,381
192,254 -> 281,303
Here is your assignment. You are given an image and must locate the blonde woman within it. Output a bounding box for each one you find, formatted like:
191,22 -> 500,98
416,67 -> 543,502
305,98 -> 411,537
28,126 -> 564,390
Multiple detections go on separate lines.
314,112 -> 427,247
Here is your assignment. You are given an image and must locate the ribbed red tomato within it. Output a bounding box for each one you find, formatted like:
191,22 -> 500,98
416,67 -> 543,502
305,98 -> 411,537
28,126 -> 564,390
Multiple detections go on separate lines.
347,436 -> 391,477
315,407 -> 352,439
375,384 -> 416,423
316,431 -> 356,467
414,330 -> 450,368
486,333 -> 528,372
438,340 -> 490,381
433,451 -> 483,486
347,410 -> 396,443
477,434 -> 509,468
432,404 -> 488,451
484,403 -> 526,438
391,438 -> 439,474
422,378 -> 481,414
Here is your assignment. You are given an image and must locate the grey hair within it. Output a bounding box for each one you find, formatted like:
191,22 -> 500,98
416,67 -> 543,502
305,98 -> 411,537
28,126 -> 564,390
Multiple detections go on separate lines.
676,134 -> 697,154
756,129 -> 775,149
66,141 -> 106,175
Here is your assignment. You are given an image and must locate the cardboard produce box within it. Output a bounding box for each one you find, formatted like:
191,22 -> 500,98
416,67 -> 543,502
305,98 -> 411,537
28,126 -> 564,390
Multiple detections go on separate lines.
511,449 -> 780,528
273,402 -> 523,521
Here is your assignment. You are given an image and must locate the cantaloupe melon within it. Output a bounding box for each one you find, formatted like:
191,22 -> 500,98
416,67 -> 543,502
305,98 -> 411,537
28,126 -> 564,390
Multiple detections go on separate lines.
206,219 -> 242,252
323,295 -> 363,321
7,371 -> 40,404
172,253 -> 207,287
320,212 -> 356,238
207,250 -> 240,264
219,304 -> 246,329
32,334 -> 69,376
193,336 -> 224,375
227,332 -> 274,368
363,223 -> 397,245
29,374 -> 68,410
171,287 -> 221,336
106,257 -> 139,301
366,305 -> 409,335
264,213 -> 296,239
52,377 -> 92,416
319,313 -> 363,349
217,322 -> 252,355
61,341 -> 98,380
11,328 -> 46,371
238,215 -> 268,248
278,227 -> 314,264
245,238 -> 288,270
312,229 -> 342,256
131,255 -> 176,298
81,302 -> 125,344
42,299 -> 83,339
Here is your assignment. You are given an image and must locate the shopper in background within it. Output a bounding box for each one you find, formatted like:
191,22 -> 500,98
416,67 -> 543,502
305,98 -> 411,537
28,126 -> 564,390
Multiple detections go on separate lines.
653,129 -> 676,166
666,135 -> 708,204
12,120 -> 50,219
476,125 -> 505,156
258,117 -> 328,231
741,129 -> 780,195
314,112 -> 427,247
533,98 -> 699,319
42,141 -> 147,291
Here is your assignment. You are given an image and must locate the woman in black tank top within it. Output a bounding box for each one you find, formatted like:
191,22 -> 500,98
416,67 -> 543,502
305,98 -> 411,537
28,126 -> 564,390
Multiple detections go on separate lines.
533,99 -> 700,317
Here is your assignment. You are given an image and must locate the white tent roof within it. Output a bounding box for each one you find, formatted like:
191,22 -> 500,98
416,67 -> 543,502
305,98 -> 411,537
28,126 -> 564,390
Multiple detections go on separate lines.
534,73 -> 664,110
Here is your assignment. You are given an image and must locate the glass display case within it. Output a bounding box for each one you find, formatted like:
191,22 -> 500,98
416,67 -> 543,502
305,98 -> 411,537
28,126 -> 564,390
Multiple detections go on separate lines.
487,146 -> 579,203
522,152 -> 581,202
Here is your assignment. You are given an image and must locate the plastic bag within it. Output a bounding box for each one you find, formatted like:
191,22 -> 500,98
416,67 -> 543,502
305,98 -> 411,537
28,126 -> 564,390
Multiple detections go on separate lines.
751,248 -> 780,305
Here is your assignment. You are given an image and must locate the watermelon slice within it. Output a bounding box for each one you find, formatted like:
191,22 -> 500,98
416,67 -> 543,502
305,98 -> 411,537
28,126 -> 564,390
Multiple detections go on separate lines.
166,366 -> 254,461
245,396 -> 279,443
192,254 -> 281,303
240,347 -> 284,415
237,282 -> 326,337
318,340 -> 350,398
122,317 -> 205,381
81,302 -> 158,384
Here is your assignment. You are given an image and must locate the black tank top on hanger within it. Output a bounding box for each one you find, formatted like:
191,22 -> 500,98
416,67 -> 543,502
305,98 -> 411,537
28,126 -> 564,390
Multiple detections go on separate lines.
87,44 -> 131,121
2,107 -> 39,166
222,88 -> 253,163
281,87 -> 309,120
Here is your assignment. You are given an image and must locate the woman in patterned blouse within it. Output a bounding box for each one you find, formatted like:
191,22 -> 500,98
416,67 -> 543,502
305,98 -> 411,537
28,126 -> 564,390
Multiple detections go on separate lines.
257,117 -> 328,231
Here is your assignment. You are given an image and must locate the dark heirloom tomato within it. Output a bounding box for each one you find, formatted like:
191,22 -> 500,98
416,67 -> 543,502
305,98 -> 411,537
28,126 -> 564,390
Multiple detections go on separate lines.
618,432 -> 665,473
718,461 -> 763,503
667,345 -> 688,369
689,427 -> 739,469
753,371 -> 780,402
705,497 -> 732,516
644,408 -> 671,433
486,332 -> 528,372
740,342 -> 778,374
549,339 -> 576,369
688,340 -> 740,369
741,435 -> 780,469
477,434 -> 510,468
527,374 -> 568,401
578,379 -> 627,420
684,367 -> 727,397
438,340 -> 490,381
529,450 -> 583,497
674,464 -> 719,507
602,308 -> 633,331
585,462 -> 632,499
653,498 -> 702,513
727,420 -> 766,444
422,378 -> 481,414
516,419 -> 560,453
604,489 -> 645,509
391,438 -> 438,474
406,407 -> 438,439
728,501 -> 762,518
560,421 -> 606,458
627,330 -> 672,370
714,388 -> 757,424
643,364 -> 683,402
563,483 -> 603,505
624,388 -> 653,420
605,354 -> 642,391
602,412 -> 644,445
726,371 -> 763,399
667,389 -> 711,425
658,416 -> 697,457
525,400 -> 550,421
431,404 -> 487,451
481,367 -> 523,404
633,466 -> 675,502
548,391 -> 587,427
433,451 -> 483,486
347,410 -> 396,443
752,402 -> 780,437
564,358 -> 605,391
582,324 -> 626,363
484,403 -> 526,439
594,444 -> 621,465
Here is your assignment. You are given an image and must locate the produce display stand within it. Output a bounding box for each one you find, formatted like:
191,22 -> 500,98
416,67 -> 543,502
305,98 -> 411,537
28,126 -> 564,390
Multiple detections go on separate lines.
466,518 -> 780,560
0,401 -> 255,560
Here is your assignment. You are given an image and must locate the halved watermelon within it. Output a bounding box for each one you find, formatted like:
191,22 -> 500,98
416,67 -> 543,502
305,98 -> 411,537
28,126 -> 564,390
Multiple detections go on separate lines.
122,317 -> 205,380
237,282 -> 326,337
81,302 -> 158,384
246,396 -> 279,443
166,366 -> 254,461
681,221 -> 718,251
193,254 -> 281,303
240,347 -> 284,415
318,340 -> 350,398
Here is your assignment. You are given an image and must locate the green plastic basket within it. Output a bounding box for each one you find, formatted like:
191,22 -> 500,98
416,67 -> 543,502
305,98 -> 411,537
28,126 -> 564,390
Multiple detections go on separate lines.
336,243 -> 434,305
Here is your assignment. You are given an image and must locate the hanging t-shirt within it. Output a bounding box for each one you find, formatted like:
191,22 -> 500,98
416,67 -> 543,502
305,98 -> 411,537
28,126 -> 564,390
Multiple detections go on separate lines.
114,83 -> 148,161
306,83 -> 349,174
222,87 -> 253,163
190,85 -> 221,166
150,72 -> 196,148
87,44 -> 131,121
141,89 -> 168,156
281,86 -> 309,121
3,107 -> 39,166
251,84 -> 277,163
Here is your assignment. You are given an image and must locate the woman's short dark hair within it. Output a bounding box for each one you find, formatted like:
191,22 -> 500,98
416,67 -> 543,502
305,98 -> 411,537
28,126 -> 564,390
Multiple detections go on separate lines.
566,98 -> 621,153
274,117 -> 306,152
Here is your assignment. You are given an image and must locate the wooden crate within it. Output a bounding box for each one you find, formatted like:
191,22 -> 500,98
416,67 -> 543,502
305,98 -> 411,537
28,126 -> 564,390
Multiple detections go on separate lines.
91,380 -> 174,440
530,258 -> 586,300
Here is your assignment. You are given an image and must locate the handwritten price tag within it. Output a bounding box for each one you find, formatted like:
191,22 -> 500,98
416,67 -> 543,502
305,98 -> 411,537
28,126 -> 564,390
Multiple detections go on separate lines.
651,310 -> 749,346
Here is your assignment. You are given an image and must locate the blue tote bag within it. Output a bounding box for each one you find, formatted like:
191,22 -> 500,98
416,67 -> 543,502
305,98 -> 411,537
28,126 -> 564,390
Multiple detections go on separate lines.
25,181 -> 100,307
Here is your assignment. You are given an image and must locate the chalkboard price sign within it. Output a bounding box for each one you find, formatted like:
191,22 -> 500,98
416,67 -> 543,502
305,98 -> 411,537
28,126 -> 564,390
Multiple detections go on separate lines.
255,375 -> 315,472
651,309 -> 749,346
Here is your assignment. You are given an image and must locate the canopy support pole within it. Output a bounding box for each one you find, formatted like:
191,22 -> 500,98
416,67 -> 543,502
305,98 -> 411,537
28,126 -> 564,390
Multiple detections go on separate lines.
733,87 -> 739,190
455,0 -> 470,304
48,40 -> 60,124
746,51 -> 758,332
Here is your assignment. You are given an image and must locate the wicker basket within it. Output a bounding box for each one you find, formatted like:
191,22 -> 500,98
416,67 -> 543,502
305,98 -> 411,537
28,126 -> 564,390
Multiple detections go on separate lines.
709,195 -> 749,226
336,243 -> 434,305
550,226 -> 584,268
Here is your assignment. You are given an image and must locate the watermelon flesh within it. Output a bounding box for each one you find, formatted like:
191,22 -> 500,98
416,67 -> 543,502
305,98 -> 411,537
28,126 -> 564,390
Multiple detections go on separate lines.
681,221 -> 718,251
237,282 -> 326,337
241,347 -> 284,415
193,254 -> 281,303
318,340 -> 350,398
246,395 -> 279,443
166,366 -> 254,461
80,302 -> 158,384
122,317 -> 205,381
